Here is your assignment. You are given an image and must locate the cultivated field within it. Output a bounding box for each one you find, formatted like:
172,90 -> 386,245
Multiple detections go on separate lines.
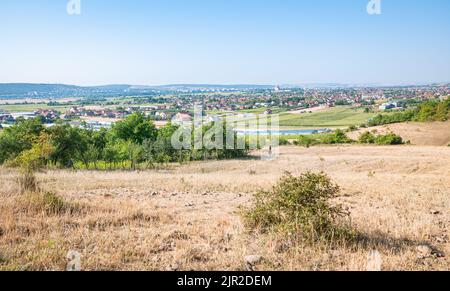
278,107 -> 377,128
1,145 -> 449,271
226,106 -> 379,130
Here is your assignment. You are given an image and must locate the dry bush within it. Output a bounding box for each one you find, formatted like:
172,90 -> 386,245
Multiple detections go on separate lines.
16,191 -> 77,216
244,172 -> 355,245
17,171 -> 39,194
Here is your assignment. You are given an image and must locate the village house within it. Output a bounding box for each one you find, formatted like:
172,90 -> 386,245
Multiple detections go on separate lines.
11,112 -> 37,120
154,112 -> 168,120
0,113 -> 14,123
35,109 -> 60,120
172,113 -> 193,125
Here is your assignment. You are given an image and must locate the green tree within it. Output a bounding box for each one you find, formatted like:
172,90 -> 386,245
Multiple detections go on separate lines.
47,125 -> 87,168
77,128 -> 107,169
92,128 -> 108,152
126,141 -> 143,170
103,142 -> 120,170
0,118 -> 44,163
111,113 -> 157,144
78,144 -> 99,169
142,123 -> 180,164
435,102 -> 448,121
415,102 -> 438,122
14,132 -> 54,193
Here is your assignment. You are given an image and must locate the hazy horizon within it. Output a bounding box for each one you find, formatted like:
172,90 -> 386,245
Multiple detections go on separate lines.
1,81 -> 449,88
1,0 -> 449,86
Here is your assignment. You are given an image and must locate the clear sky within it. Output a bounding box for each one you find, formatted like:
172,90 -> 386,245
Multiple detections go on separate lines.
0,0 -> 449,86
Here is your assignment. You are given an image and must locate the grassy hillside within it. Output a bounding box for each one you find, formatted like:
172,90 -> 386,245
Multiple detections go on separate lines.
348,121 -> 450,146
278,107 -> 377,128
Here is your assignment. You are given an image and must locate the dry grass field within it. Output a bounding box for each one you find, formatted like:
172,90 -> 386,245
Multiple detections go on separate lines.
1,145 -> 449,271
349,121 -> 450,146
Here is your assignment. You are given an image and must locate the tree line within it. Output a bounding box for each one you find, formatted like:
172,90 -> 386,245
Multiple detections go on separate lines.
288,129 -> 404,147
0,113 -> 249,170
368,98 -> 450,127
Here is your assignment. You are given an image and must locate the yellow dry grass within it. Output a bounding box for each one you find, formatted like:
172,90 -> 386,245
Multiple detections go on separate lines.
349,121 -> 450,146
1,145 -> 449,271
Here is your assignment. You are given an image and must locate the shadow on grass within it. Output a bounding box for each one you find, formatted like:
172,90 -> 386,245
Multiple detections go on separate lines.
233,155 -> 262,161
354,230 -> 441,255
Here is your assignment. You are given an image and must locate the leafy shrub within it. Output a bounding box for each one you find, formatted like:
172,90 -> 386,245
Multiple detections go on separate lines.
294,130 -> 353,147
375,133 -> 404,145
358,131 -> 404,145
415,101 -> 438,122
11,132 -> 54,193
279,138 -> 291,146
358,131 -> 376,144
323,129 -> 353,144
0,118 -> 44,164
435,102 -> 449,121
294,135 -> 314,148
13,133 -> 54,172
243,172 -> 354,244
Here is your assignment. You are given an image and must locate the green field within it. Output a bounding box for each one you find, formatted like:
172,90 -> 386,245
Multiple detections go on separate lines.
237,107 -> 285,114
229,107 -> 378,129
1,103 -> 378,130
277,107 -> 377,128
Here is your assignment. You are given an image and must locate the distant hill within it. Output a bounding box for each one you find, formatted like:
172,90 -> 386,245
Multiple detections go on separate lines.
2,83 -> 447,99
0,83 -> 146,99
0,83 -> 275,99
158,84 -> 273,90
0,83 -> 80,98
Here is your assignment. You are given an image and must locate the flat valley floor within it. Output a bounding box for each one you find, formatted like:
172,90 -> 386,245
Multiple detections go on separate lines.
1,145 -> 449,270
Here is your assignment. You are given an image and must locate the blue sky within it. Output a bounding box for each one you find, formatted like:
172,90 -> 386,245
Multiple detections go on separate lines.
0,0 -> 449,85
